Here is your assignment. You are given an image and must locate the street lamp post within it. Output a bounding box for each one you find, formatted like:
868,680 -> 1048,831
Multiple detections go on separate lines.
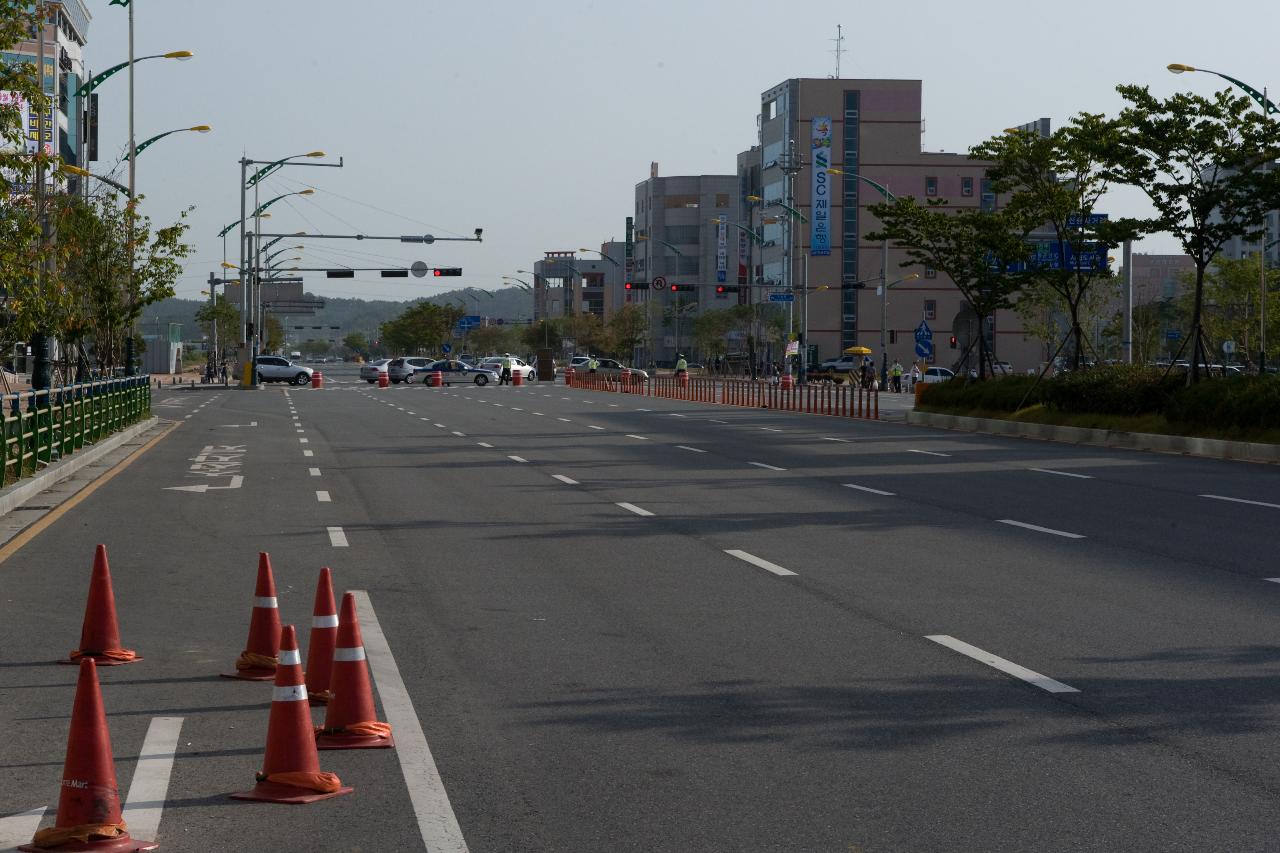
124,124 -> 211,160
1169,63 -> 1278,372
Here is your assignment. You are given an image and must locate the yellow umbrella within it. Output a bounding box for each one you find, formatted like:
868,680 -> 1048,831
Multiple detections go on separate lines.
843,346 -> 873,355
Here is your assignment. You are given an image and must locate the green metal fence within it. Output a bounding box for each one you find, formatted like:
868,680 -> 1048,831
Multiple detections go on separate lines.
0,376 -> 152,487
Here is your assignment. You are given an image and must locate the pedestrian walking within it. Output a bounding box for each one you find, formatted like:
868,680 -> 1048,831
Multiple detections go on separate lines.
220,361 -> 229,385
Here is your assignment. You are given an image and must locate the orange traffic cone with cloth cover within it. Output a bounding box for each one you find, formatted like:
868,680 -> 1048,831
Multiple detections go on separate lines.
64,545 -> 141,666
316,592 -> 394,749
221,553 -> 280,681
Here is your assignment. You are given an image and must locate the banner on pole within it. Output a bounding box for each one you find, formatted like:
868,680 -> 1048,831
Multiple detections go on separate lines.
810,116 -> 832,257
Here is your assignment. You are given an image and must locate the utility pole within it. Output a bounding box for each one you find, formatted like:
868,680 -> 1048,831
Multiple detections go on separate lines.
31,0 -> 51,390
780,140 -> 803,382
124,0 -> 137,375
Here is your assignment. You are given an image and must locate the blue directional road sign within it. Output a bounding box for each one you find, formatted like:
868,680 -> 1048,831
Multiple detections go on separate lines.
441,343 -> 453,354
914,320 -> 933,343
769,292 -> 795,303
455,314 -> 483,331
915,340 -> 934,359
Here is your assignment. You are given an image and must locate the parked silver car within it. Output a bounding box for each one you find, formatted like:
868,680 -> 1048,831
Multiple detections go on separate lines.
359,358 -> 391,383
388,356 -> 435,384
254,355 -> 313,385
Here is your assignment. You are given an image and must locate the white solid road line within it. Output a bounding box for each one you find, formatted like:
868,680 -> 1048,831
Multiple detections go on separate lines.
843,483 -> 895,496
552,474 -> 579,485
121,716 -> 184,843
748,462 -> 786,471
1265,578 -> 1280,584
353,591 -> 469,853
1201,494 -> 1280,510
327,526 -> 349,547
508,455 -> 529,463
925,635 -> 1079,694
316,491 -> 331,503
477,442 -> 494,448
724,549 -> 797,577
303,449 -> 314,457
309,467 -> 321,476
616,502 -> 655,517
0,806 -> 46,850
1028,467 -> 1094,479
625,434 -> 649,440
676,445 -> 706,453
823,437 -> 850,443
998,519 -> 1086,539
908,449 -> 950,457
588,425 -> 605,430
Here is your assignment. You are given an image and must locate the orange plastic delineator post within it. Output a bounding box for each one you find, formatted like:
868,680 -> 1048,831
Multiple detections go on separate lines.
20,659 -> 156,852
232,625 -> 353,804
221,553 -> 281,681
65,545 -> 141,667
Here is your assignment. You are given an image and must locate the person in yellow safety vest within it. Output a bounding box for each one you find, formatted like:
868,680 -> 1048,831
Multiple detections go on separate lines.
588,357 -> 599,373
500,355 -> 513,385
891,359 -> 904,393
675,354 -> 688,377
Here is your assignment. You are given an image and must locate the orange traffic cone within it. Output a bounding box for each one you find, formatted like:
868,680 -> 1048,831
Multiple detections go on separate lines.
221,553 -> 281,681
231,625 -> 352,804
20,659 -> 156,852
305,568 -> 338,705
63,545 -> 141,666
316,592 -> 394,750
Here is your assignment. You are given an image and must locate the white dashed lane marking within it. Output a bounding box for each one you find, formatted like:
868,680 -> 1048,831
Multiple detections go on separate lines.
844,484 -> 895,496
616,502 -> 655,517
552,474 -> 579,485
327,526 -> 349,547
724,549 -> 796,577
676,445 -> 706,453
316,491 -> 331,503
926,635 -> 1079,694
997,519 -> 1085,540
748,462 -> 786,471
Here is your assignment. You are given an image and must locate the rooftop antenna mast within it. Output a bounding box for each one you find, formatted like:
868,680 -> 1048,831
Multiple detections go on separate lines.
830,25 -> 846,78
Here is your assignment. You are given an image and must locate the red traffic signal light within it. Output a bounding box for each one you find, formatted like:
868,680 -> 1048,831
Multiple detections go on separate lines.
432,267 -> 462,277
625,281 -> 652,290
949,335 -> 958,348
670,283 -> 696,292
715,285 -> 740,294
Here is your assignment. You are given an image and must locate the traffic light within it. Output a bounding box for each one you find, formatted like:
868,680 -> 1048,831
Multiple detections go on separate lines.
433,267 -> 462,277
949,335 -> 957,349
715,285 -> 740,294
624,281 -> 650,290
670,283 -> 696,292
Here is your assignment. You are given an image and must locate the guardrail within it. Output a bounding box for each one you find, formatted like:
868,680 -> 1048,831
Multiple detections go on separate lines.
565,371 -> 878,419
1,376 -> 152,487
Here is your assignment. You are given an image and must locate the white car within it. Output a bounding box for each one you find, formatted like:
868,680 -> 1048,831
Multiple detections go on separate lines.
254,355 -> 313,385
920,366 -> 955,384
478,356 -> 535,380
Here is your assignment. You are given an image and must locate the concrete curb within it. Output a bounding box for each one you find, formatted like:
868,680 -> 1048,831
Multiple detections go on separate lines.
906,410 -> 1280,464
0,417 -> 161,516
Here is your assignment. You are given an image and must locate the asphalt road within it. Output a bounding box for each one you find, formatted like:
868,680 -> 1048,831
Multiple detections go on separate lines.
3,365 -> 1280,852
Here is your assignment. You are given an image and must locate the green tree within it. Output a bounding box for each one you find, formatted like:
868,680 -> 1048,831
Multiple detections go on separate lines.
1091,84 -> 1280,381
1174,256 -> 1280,365
300,338 -> 330,357
467,323 -> 517,355
608,303 -> 648,361
342,331 -> 368,357
691,309 -> 734,361
265,314 -> 284,353
971,116 -> 1137,368
380,301 -> 464,356
194,294 -> 240,362
521,320 -> 562,353
869,199 -> 1031,378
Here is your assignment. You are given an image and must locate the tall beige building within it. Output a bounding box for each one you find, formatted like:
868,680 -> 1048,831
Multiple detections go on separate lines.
752,77 -> 1041,372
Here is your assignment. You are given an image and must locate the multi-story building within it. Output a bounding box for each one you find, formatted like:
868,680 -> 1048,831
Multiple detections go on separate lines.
2,1 -> 91,174
632,170 -> 748,362
752,77 -> 1041,373
1129,253 -> 1194,304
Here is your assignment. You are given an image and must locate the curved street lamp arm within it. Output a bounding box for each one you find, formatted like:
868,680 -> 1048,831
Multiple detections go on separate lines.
1205,69 -> 1280,116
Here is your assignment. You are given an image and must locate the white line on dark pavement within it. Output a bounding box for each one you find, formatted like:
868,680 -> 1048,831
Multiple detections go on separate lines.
552,474 -> 579,485
511,407 -> 523,411
625,434 -> 649,440
316,491 -> 331,503
299,438 -> 309,444
637,408 -> 651,412
843,484 -> 895,496
558,417 -> 572,422
1200,494 -> 1280,510
434,423 -> 446,429
1264,578 -> 1280,585
823,437 -> 850,443
676,445 -> 706,453
760,427 -> 782,432
508,455 -> 529,463
748,462 -> 786,471
303,450 -> 314,457
997,519 -> 1085,539
309,468 -> 321,476
121,716 -> 183,843
353,591 -> 469,853
724,549 -> 797,577
908,449 -> 950,457
670,413 -> 686,418
421,417 -> 430,421
327,526 -> 349,547
925,635 -> 1079,694
1028,467 -> 1094,479
616,502 -> 655,517
533,412 -> 544,416
452,431 -> 466,437
588,425 -> 605,430
0,807 -> 46,850
477,442 -> 493,448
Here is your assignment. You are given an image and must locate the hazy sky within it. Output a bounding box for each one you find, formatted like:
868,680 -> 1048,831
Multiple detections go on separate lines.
83,0 -> 1280,302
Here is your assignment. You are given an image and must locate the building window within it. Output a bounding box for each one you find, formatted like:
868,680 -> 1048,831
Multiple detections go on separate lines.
980,178 -> 995,212
677,255 -> 699,276
664,225 -> 700,245
763,180 -> 784,204
961,177 -> 973,197
924,266 -> 937,279
925,176 -> 938,197
924,299 -> 936,320
841,89 -> 861,304
663,194 -> 700,209
715,194 -> 730,208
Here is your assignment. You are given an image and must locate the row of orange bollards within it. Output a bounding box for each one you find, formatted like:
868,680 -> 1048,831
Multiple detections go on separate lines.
567,372 -> 879,420
22,547 -> 394,851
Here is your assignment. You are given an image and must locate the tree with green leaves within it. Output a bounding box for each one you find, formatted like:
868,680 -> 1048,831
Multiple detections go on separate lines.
971,116 -> 1136,369
380,301 -> 464,355
691,309 -> 734,361
342,331 -> 369,358
1174,256 -> 1280,365
869,199 -> 1032,378
521,320 -> 562,353
194,294 -> 240,364
299,338 -> 330,357
1090,85 -> 1280,381
467,323 -> 518,356
264,314 -> 284,353
607,303 -> 648,362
